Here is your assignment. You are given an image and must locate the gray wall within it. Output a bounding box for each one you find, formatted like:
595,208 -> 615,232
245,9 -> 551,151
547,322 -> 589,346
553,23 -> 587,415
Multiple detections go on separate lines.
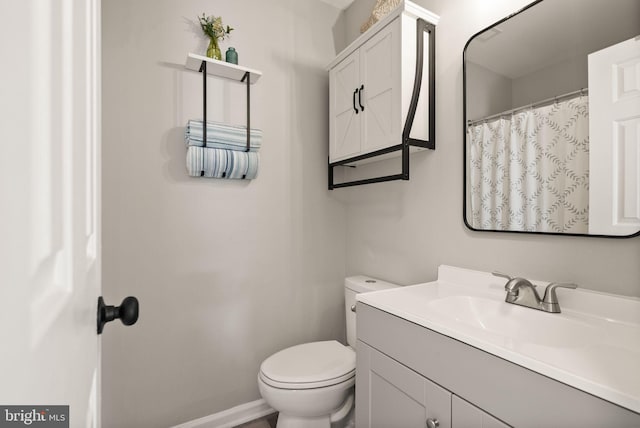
102,0 -> 640,426
101,1 -> 345,426
466,56 -> 586,121
466,62 -> 512,121
340,0 -> 640,296
512,55 -> 587,107
341,0 -> 376,48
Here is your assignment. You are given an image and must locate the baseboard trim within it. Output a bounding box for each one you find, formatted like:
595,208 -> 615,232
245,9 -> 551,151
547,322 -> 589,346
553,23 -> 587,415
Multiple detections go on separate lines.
172,399 -> 275,428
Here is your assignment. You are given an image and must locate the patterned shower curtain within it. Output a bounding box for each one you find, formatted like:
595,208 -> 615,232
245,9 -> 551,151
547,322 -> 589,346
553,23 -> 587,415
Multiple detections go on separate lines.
467,96 -> 589,233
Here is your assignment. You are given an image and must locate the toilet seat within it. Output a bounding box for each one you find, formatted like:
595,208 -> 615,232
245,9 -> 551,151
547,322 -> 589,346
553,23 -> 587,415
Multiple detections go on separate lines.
259,340 -> 355,390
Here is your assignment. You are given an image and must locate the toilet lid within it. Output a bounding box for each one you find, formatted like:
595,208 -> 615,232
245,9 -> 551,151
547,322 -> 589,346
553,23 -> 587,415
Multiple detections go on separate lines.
259,341 -> 355,389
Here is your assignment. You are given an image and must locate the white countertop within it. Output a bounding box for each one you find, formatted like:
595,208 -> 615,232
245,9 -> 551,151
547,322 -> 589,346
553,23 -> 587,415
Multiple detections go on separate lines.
357,265 -> 640,414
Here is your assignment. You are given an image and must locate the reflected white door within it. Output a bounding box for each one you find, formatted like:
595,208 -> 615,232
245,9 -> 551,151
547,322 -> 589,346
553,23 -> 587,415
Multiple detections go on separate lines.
589,36 -> 640,235
0,0 -> 101,426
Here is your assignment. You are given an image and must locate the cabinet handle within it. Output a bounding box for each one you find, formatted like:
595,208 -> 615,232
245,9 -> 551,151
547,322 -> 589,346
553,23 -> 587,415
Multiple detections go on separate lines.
353,88 -> 359,114
358,84 -> 365,111
426,418 -> 439,428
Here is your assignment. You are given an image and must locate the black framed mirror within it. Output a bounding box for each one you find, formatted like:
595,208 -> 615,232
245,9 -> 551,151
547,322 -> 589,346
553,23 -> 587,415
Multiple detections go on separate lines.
463,0 -> 640,237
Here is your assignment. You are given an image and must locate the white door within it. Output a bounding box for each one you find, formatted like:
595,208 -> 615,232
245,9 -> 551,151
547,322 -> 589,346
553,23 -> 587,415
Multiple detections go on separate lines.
360,19 -> 401,155
330,51 -> 362,162
588,36 -> 640,236
0,0 -> 102,426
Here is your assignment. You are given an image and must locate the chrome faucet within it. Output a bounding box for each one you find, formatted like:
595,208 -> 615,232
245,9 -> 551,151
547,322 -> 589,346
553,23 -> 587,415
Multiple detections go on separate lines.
492,272 -> 577,313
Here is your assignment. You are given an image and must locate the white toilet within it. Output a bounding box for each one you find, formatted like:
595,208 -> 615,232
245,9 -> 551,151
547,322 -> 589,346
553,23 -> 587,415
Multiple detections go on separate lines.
258,276 -> 399,428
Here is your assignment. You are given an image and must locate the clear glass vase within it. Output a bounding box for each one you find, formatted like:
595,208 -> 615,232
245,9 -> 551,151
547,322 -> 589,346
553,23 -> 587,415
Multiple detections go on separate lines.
206,37 -> 222,60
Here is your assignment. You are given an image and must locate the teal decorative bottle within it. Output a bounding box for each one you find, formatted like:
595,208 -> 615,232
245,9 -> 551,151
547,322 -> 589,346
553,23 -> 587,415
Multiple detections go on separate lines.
225,47 -> 238,64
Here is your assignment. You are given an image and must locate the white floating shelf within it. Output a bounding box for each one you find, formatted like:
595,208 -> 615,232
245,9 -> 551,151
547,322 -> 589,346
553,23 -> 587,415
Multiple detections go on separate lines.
185,53 -> 262,84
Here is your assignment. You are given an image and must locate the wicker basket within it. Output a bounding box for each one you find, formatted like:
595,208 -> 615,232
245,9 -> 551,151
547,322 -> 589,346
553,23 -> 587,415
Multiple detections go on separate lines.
360,0 -> 402,33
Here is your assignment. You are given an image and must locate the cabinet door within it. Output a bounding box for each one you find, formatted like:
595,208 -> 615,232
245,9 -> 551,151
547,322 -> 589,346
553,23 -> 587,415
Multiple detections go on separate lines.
357,341 -> 451,428
452,395 -> 511,428
329,51 -> 362,162
360,18 -> 401,155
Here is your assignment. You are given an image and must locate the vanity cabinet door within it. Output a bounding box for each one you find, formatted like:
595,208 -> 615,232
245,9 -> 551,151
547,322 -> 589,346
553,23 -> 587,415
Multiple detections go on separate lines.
357,341 -> 451,428
452,395 -> 511,428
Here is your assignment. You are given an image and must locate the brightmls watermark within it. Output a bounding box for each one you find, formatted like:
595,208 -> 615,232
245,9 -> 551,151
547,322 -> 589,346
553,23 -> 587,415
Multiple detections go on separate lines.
0,406 -> 68,427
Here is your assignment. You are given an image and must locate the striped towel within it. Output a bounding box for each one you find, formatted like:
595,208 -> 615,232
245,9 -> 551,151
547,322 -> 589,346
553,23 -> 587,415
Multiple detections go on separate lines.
185,120 -> 262,152
186,146 -> 259,180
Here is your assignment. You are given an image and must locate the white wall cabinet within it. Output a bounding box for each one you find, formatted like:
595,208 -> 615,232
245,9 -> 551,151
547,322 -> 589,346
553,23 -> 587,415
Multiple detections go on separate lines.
327,1 -> 438,188
330,19 -> 400,162
356,303 -> 640,428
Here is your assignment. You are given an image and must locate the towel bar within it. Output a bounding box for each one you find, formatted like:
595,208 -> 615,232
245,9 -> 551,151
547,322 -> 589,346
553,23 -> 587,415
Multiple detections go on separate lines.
185,54 -> 262,179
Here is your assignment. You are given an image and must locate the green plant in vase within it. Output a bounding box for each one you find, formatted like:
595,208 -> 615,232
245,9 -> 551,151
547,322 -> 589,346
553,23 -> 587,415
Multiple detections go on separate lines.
198,13 -> 233,60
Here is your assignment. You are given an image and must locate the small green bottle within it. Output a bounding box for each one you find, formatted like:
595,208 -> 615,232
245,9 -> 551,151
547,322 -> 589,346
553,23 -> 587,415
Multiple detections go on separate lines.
225,47 -> 238,65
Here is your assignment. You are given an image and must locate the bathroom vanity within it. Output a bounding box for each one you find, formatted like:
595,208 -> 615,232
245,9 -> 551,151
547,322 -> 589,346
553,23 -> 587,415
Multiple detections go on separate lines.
355,266 -> 640,428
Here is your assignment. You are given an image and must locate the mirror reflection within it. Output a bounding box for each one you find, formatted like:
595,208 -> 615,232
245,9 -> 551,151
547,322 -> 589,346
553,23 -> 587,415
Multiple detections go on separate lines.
463,0 -> 640,236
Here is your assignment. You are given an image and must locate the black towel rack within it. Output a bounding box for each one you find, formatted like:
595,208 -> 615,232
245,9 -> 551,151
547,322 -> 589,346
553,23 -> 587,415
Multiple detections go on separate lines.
185,53 -> 262,174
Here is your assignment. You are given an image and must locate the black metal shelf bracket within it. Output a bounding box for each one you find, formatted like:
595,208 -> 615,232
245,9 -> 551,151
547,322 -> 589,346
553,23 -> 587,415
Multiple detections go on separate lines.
197,61 -> 252,176
328,18 -> 435,190
241,71 -> 250,152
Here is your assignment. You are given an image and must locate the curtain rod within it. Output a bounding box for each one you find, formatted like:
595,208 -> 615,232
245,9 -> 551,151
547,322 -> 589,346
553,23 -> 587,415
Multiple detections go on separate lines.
467,88 -> 588,126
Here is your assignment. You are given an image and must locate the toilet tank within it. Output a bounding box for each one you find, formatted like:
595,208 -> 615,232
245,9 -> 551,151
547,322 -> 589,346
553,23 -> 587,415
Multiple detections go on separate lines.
344,276 -> 400,348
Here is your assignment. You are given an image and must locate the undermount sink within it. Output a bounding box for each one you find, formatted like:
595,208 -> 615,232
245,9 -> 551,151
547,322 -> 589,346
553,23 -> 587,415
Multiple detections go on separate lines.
426,295 -> 596,348
356,265 -> 640,414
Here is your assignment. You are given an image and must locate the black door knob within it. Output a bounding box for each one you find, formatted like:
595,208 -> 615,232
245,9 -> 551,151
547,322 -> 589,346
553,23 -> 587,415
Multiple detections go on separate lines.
97,296 -> 139,334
